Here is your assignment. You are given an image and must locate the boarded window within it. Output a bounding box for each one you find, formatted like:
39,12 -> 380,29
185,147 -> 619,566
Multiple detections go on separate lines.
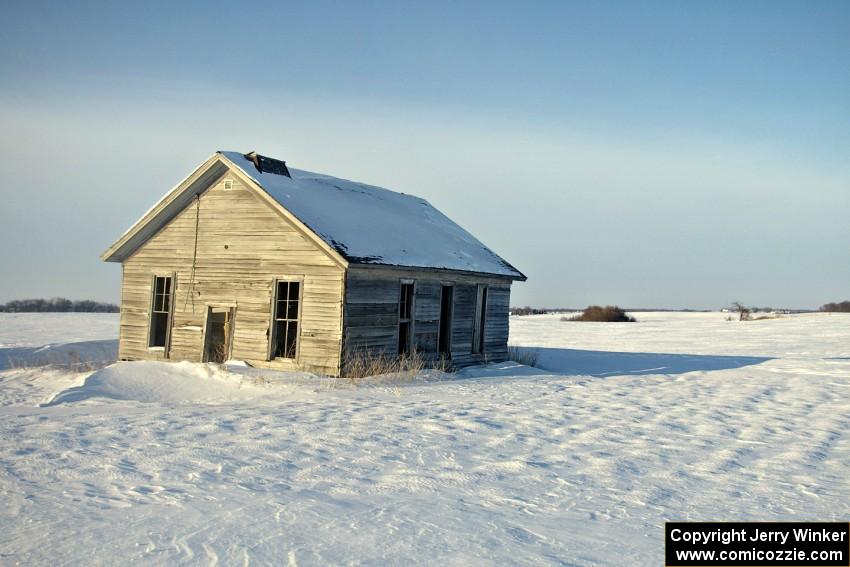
472,285 -> 488,354
271,280 -> 300,359
149,275 -> 173,348
398,282 -> 414,354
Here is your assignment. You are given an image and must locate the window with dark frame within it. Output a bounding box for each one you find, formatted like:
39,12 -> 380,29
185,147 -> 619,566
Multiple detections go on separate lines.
149,275 -> 173,348
271,280 -> 300,359
472,285 -> 488,354
438,285 -> 453,356
398,282 -> 414,355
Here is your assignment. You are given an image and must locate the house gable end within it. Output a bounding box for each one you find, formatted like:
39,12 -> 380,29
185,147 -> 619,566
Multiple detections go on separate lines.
101,155 -> 348,269
118,174 -> 346,374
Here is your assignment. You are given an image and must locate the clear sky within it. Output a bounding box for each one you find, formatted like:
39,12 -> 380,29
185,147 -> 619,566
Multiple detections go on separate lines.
0,0 -> 847,309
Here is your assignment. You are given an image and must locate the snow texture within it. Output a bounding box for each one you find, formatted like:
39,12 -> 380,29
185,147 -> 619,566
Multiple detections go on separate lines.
0,313 -> 118,371
1,312 -> 849,565
218,151 -> 524,278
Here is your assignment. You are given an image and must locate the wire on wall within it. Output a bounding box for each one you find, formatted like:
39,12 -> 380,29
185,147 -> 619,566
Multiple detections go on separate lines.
184,194 -> 200,312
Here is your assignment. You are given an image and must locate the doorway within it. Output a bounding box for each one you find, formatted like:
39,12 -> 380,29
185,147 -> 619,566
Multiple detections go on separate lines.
438,285 -> 453,357
203,307 -> 234,363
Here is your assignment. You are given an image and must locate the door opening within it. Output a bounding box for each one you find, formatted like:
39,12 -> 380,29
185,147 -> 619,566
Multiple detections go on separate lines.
204,307 -> 234,363
438,285 -> 453,357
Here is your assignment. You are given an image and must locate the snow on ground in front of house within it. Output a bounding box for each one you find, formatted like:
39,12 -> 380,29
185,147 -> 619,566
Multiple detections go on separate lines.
0,313 -> 118,348
0,313 -> 119,407
1,312 -> 849,565
0,313 -> 119,381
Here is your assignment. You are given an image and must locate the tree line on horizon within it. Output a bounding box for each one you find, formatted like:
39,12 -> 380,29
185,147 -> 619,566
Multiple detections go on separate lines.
820,301 -> 850,313
0,298 -> 119,313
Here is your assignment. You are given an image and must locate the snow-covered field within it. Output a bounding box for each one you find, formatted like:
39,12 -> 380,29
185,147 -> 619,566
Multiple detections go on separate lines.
1,312 -> 848,565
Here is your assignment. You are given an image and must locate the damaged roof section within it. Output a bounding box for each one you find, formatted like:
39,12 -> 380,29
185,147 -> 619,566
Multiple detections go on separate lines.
244,151 -> 291,178
218,151 -> 525,280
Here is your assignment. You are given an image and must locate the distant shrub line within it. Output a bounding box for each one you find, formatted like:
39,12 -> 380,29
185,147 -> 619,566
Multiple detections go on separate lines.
820,301 -> 850,313
0,298 -> 119,313
563,305 -> 636,323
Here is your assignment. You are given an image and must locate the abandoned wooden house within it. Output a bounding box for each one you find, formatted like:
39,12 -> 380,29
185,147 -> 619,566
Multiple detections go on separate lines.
102,151 -> 526,376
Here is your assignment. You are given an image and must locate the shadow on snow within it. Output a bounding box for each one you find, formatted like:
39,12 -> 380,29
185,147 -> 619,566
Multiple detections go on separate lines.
520,347 -> 773,378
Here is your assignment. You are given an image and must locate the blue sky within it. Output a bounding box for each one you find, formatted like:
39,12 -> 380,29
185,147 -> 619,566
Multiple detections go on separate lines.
0,0 -> 848,308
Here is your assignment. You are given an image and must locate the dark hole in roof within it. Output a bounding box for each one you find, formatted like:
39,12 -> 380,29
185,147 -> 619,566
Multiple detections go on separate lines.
244,151 -> 291,178
330,239 -> 382,263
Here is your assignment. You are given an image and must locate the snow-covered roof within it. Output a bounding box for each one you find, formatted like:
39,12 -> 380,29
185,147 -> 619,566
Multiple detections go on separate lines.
217,151 -> 524,279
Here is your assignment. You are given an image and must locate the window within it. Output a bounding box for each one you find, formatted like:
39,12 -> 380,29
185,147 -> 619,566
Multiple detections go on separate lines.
223,179 -> 234,191
271,280 -> 300,359
472,285 -> 488,354
398,282 -> 414,354
149,275 -> 173,348
438,285 -> 453,356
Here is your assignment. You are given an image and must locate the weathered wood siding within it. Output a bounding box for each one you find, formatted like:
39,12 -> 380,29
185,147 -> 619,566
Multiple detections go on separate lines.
343,266 -> 513,367
118,173 -> 345,375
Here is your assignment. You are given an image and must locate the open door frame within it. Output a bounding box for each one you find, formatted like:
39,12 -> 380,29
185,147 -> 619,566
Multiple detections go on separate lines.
202,305 -> 236,363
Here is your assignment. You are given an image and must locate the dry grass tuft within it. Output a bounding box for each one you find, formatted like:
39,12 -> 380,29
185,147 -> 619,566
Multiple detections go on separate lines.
341,348 -> 449,385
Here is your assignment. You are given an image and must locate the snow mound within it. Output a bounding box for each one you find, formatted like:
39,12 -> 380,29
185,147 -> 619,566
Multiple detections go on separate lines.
40,361 -> 313,406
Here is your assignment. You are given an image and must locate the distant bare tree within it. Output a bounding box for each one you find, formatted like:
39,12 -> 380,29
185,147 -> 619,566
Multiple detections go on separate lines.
731,302 -> 751,321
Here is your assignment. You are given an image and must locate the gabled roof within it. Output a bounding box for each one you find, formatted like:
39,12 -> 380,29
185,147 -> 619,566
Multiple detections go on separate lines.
103,151 -> 525,281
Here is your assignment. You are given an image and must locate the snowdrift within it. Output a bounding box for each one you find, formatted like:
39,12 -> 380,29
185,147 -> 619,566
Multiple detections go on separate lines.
40,361 -> 313,406
38,359 -> 543,406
